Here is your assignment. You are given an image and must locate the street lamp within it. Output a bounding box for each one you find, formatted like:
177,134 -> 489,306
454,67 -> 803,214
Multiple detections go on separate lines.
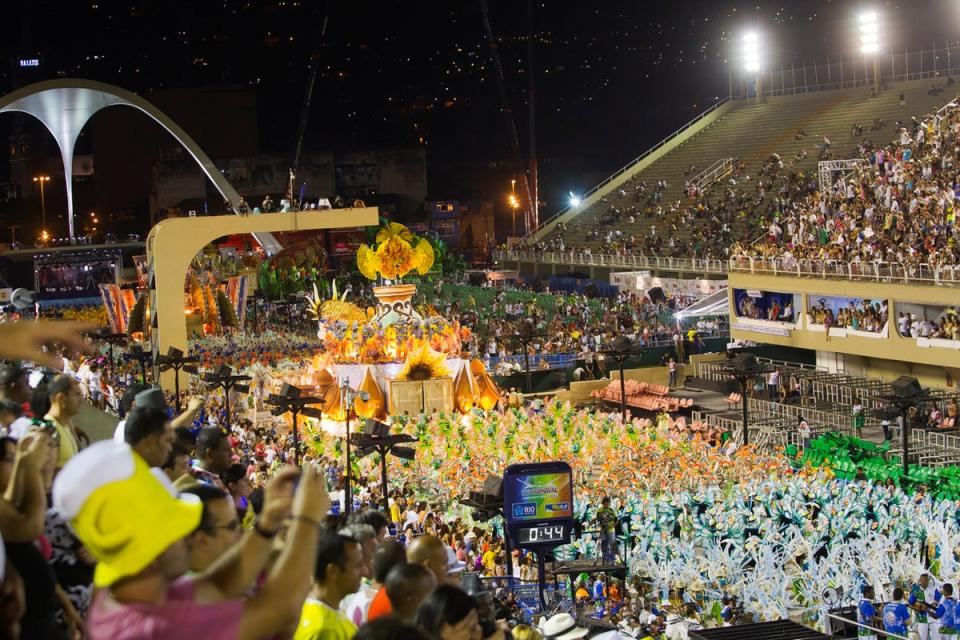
201,365 -> 251,432
859,11 -> 881,93
504,319 -> 546,394
91,329 -> 128,381
718,351 -> 774,447
351,419 -> 417,512
509,179 -> 519,237
123,343 -> 154,384
600,336 -> 646,422
267,383 -> 326,467
870,376 -> 935,476
33,176 -> 50,233
303,377 -> 370,515
155,346 -> 200,414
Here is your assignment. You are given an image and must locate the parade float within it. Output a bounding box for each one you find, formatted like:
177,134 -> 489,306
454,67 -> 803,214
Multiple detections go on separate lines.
284,221 -> 499,421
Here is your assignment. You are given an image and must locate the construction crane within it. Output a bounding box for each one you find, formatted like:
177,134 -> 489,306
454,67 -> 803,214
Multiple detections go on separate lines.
479,0 -> 539,234
290,1 -> 331,207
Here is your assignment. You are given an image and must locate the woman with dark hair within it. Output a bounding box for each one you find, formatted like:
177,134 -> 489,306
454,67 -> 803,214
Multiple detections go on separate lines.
413,585 -> 482,640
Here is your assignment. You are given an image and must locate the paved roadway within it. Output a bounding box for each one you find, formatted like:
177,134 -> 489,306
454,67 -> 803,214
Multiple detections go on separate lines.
77,402 -> 119,442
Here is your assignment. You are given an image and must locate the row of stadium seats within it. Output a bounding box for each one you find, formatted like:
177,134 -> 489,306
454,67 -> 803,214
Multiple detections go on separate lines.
528,78 -> 951,259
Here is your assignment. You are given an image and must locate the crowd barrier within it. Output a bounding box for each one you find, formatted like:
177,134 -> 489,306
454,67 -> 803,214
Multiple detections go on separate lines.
495,250 -> 960,289
494,250 -> 729,275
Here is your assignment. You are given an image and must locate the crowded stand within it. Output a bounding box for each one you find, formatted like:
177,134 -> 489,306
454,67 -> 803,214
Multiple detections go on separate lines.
517,91 -> 960,297
736,98 -> 960,273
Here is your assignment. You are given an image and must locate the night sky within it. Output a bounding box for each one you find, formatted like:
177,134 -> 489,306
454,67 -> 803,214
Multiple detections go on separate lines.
2,0 -> 959,214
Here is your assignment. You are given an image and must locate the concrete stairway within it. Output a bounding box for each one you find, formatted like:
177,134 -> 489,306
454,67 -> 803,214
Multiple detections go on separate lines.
543,78 -> 952,254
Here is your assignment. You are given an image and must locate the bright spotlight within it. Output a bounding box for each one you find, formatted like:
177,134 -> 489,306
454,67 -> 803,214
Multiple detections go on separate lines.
859,11 -> 880,55
742,32 -> 761,73
568,191 -> 581,207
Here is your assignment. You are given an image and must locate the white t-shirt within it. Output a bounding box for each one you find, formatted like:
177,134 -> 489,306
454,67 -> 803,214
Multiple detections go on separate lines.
85,370 -> 102,395
405,509 -> 420,529
113,419 -> 127,444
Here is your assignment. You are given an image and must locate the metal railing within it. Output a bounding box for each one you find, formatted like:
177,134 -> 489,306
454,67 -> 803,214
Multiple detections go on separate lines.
691,157 -> 735,192
493,249 -> 729,274
495,249 -> 960,288
825,611 -> 909,640
527,97 -> 731,239
727,256 -> 960,287
733,44 -> 960,99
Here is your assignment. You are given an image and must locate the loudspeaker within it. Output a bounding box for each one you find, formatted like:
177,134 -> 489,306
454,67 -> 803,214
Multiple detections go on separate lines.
166,346 -> 184,359
892,376 -> 923,399
363,419 -> 389,437
280,383 -> 301,398
392,446 -> 416,460
732,352 -> 760,371
482,474 -> 503,498
647,286 -> 666,304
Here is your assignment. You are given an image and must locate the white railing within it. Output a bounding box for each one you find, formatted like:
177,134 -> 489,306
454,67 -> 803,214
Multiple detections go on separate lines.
526,97 -> 731,239
727,256 -> 960,287
691,157 -> 735,192
494,249 -> 960,288
493,249 -> 728,274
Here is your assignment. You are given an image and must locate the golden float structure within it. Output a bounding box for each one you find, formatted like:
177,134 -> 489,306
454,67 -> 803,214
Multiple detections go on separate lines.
301,222 -> 499,423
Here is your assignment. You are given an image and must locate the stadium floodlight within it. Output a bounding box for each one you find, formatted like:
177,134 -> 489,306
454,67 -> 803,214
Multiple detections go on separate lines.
569,191 -> 581,207
859,11 -> 880,55
743,31 -> 761,73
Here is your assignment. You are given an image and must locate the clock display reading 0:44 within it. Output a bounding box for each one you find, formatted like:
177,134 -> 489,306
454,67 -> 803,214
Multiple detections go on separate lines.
517,524 -> 566,545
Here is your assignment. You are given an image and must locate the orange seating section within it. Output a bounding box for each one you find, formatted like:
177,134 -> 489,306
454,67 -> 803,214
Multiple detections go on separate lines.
589,379 -> 694,412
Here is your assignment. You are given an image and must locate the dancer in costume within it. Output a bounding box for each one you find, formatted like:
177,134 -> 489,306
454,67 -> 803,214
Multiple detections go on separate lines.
884,588 -> 912,638
910,573 -> 941,640
858,586 -> 880,640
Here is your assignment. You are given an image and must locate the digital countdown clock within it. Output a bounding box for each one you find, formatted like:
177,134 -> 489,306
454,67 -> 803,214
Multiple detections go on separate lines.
503,461 -> 574,548
515,523 -> 568,545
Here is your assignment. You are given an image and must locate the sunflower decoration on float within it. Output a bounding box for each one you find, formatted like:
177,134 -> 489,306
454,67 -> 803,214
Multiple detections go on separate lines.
357,222 -> 434,282
397,343 -> 450,381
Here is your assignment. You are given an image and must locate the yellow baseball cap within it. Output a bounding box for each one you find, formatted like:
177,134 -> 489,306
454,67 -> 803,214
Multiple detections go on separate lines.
52,441 -> 202,588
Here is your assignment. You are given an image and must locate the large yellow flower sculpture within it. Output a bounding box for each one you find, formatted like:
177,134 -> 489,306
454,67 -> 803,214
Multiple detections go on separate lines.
397,343 -> 450,381
357,222 -> 435,281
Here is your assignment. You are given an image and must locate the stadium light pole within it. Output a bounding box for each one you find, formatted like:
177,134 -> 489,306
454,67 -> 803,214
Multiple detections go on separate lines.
33,176 -> 51,233
509,179 -> 519,237
742,32 -> 763,99
859,11 -> 881,94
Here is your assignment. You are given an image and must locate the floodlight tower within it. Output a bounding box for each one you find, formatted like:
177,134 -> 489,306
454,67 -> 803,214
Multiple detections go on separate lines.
743,32 -> 763,99
859,11 -> 881,94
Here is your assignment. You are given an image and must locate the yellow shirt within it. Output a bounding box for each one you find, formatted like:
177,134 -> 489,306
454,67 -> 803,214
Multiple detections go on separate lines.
45,415 -> 79,469
482,549 -> 497,573
390,502 -> 401,524
294,598 -> 357,640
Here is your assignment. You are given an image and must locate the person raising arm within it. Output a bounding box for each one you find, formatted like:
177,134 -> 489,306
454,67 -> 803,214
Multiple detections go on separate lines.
53,441 -> 330,640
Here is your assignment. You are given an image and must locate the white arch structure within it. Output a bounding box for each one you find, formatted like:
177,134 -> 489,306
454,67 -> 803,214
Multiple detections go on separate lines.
0,79 -> 280,253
